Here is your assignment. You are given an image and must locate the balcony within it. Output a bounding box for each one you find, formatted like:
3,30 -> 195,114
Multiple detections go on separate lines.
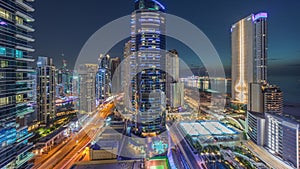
15,33 -> 35,42
16,45 -> 35,52
15,23 -> 35,32
15,11 -> 35,22
16,132 -> 34,143
16,89 -> 34,95
16,65 -> 35,72
15,152 -> 34,168
16,57 -> 35,62
15,0 -> 34,12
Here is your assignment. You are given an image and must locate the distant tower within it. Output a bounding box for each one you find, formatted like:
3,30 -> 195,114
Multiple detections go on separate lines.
96,55 -> 111,104
37,56 -> 56,126
78,64 -> 98,113
110,57 -> 121,93
123,41 -> 132,109
166,50 -> 184,109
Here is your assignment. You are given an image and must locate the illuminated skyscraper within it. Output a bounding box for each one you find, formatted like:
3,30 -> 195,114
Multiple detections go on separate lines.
247,83 -> 283,145
231,12 -> 268,104
166,50 -> 184,109
78,64 -> 98,113
253,13 -> 268,84
37,57 -> 56,126
0,0 -> 35,168
96,55 -> 111,104
130,0 -> 166,136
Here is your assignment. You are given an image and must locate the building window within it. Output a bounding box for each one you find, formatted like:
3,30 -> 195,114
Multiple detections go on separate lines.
15,16 -> 23,25
0,8 -> 13,21
0,96 -> 13,106
0,97 -> 8,106
16,94 -> 24,103
16,73 -> 23,79
15,50 -> 23,58
0,47 -> 6,56
0,72 -> 4,79
0,60 -> 8,68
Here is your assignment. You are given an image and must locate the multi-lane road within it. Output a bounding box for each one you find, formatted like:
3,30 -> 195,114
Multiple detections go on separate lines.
33,103 -> 113,169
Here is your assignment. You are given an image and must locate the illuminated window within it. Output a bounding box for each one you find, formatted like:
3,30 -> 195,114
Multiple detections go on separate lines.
16,73 -> 23,79
15,16 -> 23,24
0,47 -> 6,56
16,94 -> 23,103
0,60 -> 8,68
0,8 -> 13,21
15,50 -> 23,58
0,96 -> 12,106
0,72 -> 4,79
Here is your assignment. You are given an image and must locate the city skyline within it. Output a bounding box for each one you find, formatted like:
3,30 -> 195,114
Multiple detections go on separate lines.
1,0 -> 300,169
31,0 -> 300,105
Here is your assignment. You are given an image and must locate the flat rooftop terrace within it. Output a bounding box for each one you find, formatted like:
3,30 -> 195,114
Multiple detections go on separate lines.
180,121 -> 238,137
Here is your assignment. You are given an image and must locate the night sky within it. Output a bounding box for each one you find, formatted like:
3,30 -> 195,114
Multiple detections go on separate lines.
32,0 -> 300,107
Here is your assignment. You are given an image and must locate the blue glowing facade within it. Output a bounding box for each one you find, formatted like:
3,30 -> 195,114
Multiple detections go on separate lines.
96,55 -> 111,104
130,0 -> 166,136
0,0 -> 35,168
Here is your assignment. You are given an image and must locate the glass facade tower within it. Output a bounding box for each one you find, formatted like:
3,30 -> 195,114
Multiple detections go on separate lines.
130,0 -> 166,136
96,55 -> 111,104
231,12 -> 268,104
37,56 -> 56,126
0,0 -> 35,168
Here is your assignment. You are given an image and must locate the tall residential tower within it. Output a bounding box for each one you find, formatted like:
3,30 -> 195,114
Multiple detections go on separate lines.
78,64 -> 98,113
231,12 -> 268,104
130,0 -> 166,136
37,57 -> 56,126
0,0 -> 35,168
96,55 -> 111,104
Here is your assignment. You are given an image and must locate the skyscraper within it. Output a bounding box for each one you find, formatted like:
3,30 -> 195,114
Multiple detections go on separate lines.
37,57 -> 56,126
247,83 -> 283,145
231,12 -> 268,104
78,64 -> 98,113
0,1 -> 35,168
96,55 -> 111,104
60,59 -> 72,95
253,13 -> 268,84
122,41 -> 132,110
166,50 -> 184,110
248,83 -> 283,114
110,57 -> 121,93
130,0 -> 166,136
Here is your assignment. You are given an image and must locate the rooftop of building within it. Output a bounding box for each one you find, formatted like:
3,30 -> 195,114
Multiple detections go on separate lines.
91,140 -> 118,151
134,0 -> 166,12
180,120 -> 239,137
71,160 -> 142,169
248,111 -> 266,119
266,112 -> 300,125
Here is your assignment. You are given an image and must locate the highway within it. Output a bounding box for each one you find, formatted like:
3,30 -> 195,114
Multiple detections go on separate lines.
33,102 -> 114,169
